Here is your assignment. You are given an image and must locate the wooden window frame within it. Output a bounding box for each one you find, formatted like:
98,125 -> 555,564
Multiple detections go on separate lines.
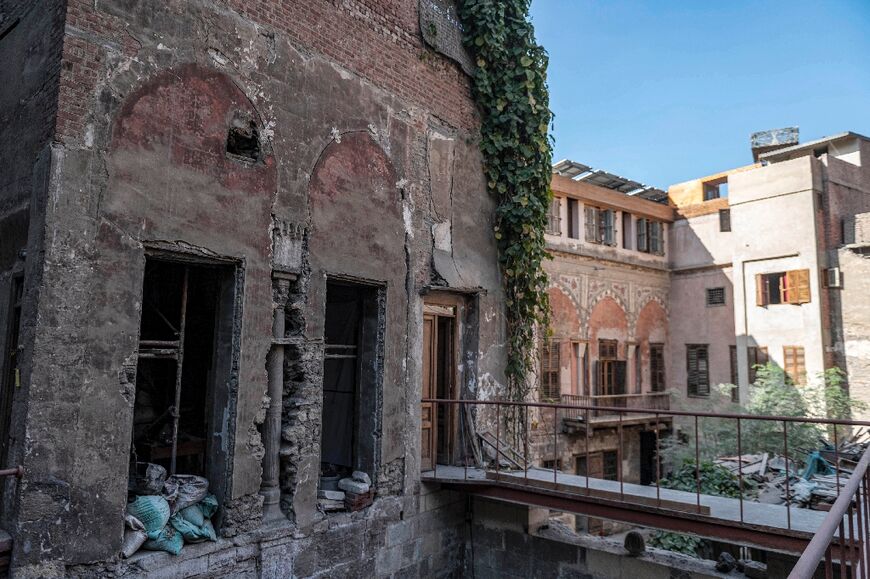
584,206 -> 599,243
756,269 -> 811,306
729,345 -> 738,402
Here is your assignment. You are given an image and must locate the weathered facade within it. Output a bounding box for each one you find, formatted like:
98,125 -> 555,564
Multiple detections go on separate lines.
0,1 -> 509,576
668,132 -> 870,410
530,169 -> 673,514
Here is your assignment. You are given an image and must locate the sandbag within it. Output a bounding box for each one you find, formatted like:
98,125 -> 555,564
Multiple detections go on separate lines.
120,529 -> 147,559
178,504 -> 204,528
126,495 -> 170,538
129,462 -> 167,496
170,512 -> 217,543
164,475 -> 208,514
198,494 -> 219,519
142,524 -> 184,555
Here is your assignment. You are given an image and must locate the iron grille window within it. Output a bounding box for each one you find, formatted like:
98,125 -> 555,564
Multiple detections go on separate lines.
687,344 -> 710,397
706,287 -> 726,307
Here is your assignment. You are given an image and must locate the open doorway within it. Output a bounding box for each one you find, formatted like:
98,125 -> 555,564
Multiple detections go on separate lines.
320,280 -> 382,484
421,301 -> 459,470
130,256 -> 238,501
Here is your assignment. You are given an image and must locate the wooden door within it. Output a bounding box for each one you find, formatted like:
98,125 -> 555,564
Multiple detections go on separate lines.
421,314 -> 436,471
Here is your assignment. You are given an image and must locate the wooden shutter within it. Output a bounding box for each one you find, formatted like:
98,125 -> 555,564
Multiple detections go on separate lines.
637,218 -> 648,252
696,346 -> 709,396
614,361 -> 627,395
601,210 -> 615,246
755,274 -> 765,306
585,207 -> 598,242
687,346 -> 698,396
788,269 -> 811,304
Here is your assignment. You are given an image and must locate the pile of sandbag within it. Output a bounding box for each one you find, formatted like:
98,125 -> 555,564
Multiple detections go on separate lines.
122,464 -> 218,558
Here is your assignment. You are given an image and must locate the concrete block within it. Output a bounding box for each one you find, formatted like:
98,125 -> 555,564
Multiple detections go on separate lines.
260,541 -> 294,579
338,477 -> 370,494
317,490 -> 346,501
375,544 -> 403,575
351,470 -> 371,485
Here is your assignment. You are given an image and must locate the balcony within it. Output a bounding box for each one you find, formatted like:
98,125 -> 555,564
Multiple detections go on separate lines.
559,393 -> 670,431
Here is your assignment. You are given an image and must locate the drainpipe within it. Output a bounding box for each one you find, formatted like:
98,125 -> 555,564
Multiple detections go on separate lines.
261,275 -> 291,522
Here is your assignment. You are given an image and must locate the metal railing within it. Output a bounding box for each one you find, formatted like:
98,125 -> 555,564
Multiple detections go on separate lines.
561,392 -> 670,418
422,397 -> 870,536
0,466 -> 23,478
789,443 -> 870,578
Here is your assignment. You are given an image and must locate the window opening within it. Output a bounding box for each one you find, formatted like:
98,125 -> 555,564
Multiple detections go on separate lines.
703,180 -> 728,200
131,258 -> 236,484
650,343 -> 665,393
577,451 -> 617,481
748,346 -> 768,384
584,207 -> 616,246
636,218 -> 664,255
542,458 -> 562,471
1,276 -> 24,476
597,339 -> 625,397
540,339 -> 561,401
622,213 -> 632,249
226,120 -> 261,161
756,270 -> 811,306
706,287 -> 726,307
567,198 -> 580,239
322,281 -> 381,481
719,208 -> 731,232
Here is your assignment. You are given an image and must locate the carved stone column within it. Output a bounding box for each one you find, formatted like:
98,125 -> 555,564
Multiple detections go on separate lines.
261,275 -> 290,522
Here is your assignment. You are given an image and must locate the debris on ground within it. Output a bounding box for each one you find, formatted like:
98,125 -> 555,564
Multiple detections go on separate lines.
714,429 -> 867,511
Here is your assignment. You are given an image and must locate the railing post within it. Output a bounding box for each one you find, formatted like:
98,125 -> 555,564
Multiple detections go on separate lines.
737,417 -> 744,523
585,406 -> 591,496
553,405 -> 558,487
655,412 -> 661,508
495,402 -> 501,483
784,420 -> 791,530
695,415 -> 704,513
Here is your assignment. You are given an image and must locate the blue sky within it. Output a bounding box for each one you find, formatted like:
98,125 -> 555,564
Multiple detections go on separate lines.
529,0 -> 870,188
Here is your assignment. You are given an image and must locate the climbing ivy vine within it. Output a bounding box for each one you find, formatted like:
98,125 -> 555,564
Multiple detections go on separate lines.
457,0 -> 554,406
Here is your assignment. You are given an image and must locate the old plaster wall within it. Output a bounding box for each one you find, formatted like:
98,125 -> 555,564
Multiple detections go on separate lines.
9,0 -> 507,574
0,0 -> 67,531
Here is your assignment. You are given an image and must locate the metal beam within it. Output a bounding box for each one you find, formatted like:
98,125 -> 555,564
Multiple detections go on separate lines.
445,479 -> 816,555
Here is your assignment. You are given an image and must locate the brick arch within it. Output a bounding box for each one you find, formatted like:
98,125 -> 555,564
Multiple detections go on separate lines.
587,296 -> 629,357
635,300 -> 668,346
110,63 -> 276,198
548,285 -> 582,340
308,131 -> 403,269
584,288 -> 628,333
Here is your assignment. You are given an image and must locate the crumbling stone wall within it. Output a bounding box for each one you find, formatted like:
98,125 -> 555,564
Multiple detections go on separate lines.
2,0 -> 508,576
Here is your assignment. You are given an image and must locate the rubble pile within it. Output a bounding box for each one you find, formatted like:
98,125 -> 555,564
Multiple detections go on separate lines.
714,430 -> 868,511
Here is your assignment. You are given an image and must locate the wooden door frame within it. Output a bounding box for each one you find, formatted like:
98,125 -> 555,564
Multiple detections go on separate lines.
423,293 -> 464,467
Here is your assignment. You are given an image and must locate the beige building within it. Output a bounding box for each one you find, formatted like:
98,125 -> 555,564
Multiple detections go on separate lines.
668,131 -> 870,413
